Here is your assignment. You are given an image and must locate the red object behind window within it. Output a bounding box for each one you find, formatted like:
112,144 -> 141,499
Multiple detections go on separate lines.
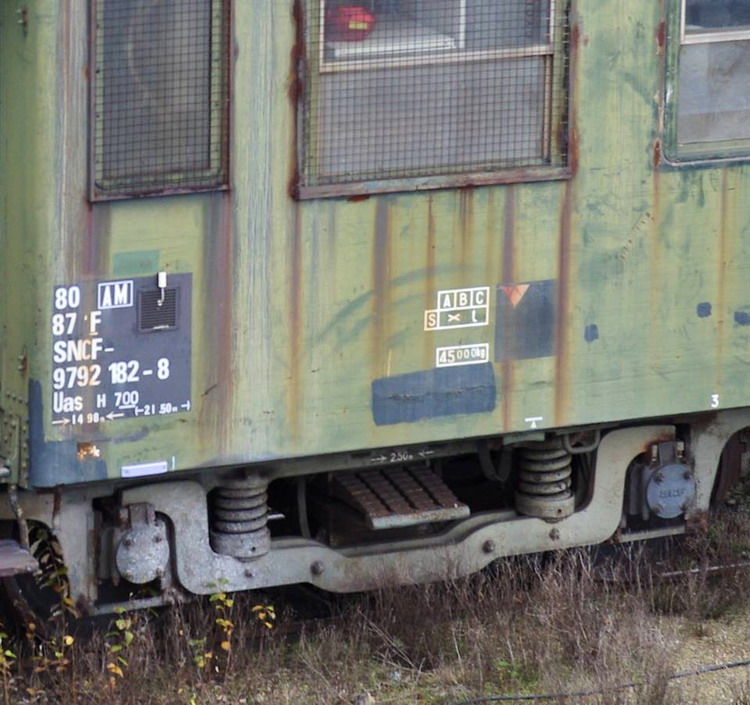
326,5 -> 376,42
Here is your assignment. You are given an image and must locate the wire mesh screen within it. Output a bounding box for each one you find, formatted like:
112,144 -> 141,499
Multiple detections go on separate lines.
302,0 -> 568,190
92,0 -> 229,198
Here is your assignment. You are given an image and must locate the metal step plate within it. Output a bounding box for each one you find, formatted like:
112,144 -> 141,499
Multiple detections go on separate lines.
332,466 -> 469,530
0,540 -> 38,578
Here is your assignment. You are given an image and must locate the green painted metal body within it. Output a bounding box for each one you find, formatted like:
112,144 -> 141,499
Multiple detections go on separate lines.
1,1 -> 748,489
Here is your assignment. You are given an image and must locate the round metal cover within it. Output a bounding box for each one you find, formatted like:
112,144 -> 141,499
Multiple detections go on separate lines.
115,521 -> 169,584
646,463 -> 696,519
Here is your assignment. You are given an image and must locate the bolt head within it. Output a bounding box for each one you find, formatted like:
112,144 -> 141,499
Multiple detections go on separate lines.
654,472 -> 664,484
482,540 -> 496,554
310,561 -> 325,576
549,528 -> 560,541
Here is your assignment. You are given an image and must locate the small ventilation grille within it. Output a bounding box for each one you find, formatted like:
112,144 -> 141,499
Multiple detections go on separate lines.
139,289 -> 178,332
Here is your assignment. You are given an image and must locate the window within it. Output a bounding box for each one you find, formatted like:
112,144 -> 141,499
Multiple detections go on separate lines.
91,0 -> 230,199
299,0 -> 570,197
673,0 -> 750,156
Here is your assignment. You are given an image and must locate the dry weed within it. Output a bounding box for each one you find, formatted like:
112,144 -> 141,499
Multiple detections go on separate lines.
2,511 -> 750,703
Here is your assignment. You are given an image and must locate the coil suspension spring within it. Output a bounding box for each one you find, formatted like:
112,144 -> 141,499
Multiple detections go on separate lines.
209,472 -> 270,559
515,439 -> 575,521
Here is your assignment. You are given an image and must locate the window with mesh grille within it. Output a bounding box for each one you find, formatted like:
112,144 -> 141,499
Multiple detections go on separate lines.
300,0 -> 569,195
91,0 -> 230,199
675,0 -> 750,153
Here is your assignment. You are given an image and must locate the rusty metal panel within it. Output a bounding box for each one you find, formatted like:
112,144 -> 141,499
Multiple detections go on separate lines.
331,466 -> 469,529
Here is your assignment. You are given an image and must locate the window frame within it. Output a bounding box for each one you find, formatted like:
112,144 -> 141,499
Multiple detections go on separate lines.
297,0 -> 572,199
664,0 -> 750,163
88,0 -> 232,202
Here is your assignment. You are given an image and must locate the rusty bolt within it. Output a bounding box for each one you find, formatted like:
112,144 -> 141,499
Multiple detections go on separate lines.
310,561 -> 325,576
482,540 -> 496,554
549,528 -> 560,541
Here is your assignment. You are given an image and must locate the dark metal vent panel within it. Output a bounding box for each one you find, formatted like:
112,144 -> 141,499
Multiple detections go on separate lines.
139,289 -> 178,332
92,0 -> 230,198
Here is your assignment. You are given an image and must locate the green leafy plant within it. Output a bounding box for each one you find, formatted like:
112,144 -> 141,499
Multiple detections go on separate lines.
105,607 -> 133,689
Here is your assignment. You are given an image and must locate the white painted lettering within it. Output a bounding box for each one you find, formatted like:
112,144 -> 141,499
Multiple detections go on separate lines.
97,280 -> 134,310
89,310 -> 102,335
113,283 -> 130,306
53,392 -> 83,413
90,338 -> 104,360
52,338 -> 105,363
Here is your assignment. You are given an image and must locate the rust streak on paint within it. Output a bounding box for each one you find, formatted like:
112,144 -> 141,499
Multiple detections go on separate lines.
89,205 -> 110,279
288,202 -> 303,440
424,196 -> 437,367
288,0 -> 304,198
459,188 -> 474,264
426,195 -> 436,307
372,199 -> 391,379
553,15 -> 580,426
645,149 -> 662,407
484,189 -> 498,285
716,170 -> 730,392
656,20 -> 666,55
214,193 -> 237,450
566,126 -> 579,179
652,139 -> 661,169
501,186 -> 516,431
565,21 -> 580,178
198,193 -> 235,454
554,181 -> 573,426
501,187 -> 516,284
570,22 -> 581,50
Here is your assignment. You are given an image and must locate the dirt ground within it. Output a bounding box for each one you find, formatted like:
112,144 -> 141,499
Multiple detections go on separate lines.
664,612 -> 750,704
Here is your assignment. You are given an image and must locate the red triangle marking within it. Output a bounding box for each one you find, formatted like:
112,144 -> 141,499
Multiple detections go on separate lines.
500,284 -> 530,308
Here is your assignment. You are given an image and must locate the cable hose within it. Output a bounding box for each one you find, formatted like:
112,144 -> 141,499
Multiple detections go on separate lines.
447,657 -> 750,704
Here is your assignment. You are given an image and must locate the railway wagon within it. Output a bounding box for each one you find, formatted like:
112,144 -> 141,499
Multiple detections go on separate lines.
1,0 -> 750,617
